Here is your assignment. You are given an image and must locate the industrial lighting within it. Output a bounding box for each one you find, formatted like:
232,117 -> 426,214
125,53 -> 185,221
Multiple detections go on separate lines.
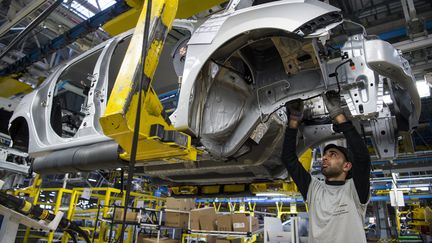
415,187 -> 430,191
383,94 -> 393,104
255,192 -> 287,197
88,178 -> 97,182
416,80 -> 430,98
382,79 -> 430,104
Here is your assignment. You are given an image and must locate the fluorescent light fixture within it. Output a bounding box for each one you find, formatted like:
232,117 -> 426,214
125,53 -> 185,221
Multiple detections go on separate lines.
88,0 -> 116,10
416,80 -> 430,98
255,192 -> 287,197
415,187 -> 430,191
88,178 -> 97,182
40,194 -> 45,197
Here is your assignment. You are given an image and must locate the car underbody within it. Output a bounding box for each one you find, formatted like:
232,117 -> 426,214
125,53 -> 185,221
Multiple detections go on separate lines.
8,0 -> 420,185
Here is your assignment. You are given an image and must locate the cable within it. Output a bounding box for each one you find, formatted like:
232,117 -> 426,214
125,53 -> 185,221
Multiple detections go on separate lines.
328,59 -> 355,94
343,19 -> 367,36
67,230 -> 78,243
119,0 -> 152,242
0,191 -> 90,243
260,92 -> 323,124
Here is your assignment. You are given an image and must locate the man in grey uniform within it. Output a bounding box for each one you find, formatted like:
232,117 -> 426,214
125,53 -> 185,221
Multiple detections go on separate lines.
282,91 -> 371,243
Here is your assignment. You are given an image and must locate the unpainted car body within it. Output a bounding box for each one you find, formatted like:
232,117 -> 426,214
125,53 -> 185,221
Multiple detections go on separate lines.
9,0 -> 420,184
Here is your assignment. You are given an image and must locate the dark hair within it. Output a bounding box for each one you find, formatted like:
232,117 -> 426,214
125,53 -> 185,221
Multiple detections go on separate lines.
323,144 -> 353,179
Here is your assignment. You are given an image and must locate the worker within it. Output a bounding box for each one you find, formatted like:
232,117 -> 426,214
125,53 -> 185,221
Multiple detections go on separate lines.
282,91 -> 371,243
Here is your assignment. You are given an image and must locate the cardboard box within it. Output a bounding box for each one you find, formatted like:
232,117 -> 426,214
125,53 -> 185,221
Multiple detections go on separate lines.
231,214 -> 258,232
207,236 -> 218,243
216,214 -> 232,231
252,216 -> 259,231
113,209 -> 137,222
165,198 -> 195,211
165,212 -> 189,229
137,235 -> 180,243
215,239 -> 231,243
190,207 -> 216,230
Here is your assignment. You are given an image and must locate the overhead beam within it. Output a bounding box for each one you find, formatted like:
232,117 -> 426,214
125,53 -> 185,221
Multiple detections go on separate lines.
0,0 -> 62,60
393,34 -> 432,52
0,0 -> 131,77
0,0 -> 46,39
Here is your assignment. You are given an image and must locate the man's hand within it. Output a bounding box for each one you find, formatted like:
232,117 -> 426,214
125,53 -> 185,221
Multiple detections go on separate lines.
323,91 -> 345,122
285,99 -> 304,128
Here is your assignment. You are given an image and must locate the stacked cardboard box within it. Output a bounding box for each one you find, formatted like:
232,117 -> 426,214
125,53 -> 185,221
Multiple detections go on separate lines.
214,213 -> 259,232
231,214 -> 259,232
164,198 -> 195,229
113,208 -> 138,222
190,207 -> 217,230
165,198 -> 195,211
137,234 -> 180,243
216,214 -> 232,231
215,239 -> 231,243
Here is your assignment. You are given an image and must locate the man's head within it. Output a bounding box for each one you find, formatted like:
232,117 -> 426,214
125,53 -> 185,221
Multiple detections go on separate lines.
321,144 -> 353,180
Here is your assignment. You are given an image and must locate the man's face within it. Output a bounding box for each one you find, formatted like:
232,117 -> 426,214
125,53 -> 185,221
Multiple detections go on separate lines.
321,148 -> 350,179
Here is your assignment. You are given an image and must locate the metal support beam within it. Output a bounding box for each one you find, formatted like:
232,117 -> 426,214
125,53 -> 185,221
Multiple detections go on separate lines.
375,201 -> 393,239
393,34 -> 432,52
0,160 -> 29,174
0,0 -> 62,60
0,0 -> 131,76
0,0 -> 46,39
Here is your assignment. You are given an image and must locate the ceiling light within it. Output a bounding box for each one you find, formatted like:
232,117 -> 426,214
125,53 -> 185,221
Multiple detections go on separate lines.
416,80 -> 430,98
383,94 -> 393,104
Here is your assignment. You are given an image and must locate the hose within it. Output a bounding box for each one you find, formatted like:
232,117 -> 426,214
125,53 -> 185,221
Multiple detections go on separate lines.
0,191 -> 90,243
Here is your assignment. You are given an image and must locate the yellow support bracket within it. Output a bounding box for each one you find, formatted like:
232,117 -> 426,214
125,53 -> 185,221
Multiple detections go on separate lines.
170,186 -> 198,195
213,202 -> 222,212
100,0 -> 199,163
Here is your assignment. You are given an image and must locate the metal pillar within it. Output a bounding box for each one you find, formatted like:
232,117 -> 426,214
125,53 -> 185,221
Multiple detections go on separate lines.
375,201 -> 392,239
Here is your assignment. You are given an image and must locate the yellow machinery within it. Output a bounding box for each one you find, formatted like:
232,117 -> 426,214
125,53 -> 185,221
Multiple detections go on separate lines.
100,0 -> 228,163
103,0 -> 227,36
397,203 -> 432,236
0,74 -> 37,98
15,181 -> 165,243
100,0 -> 200,164
170,149 -> 313,196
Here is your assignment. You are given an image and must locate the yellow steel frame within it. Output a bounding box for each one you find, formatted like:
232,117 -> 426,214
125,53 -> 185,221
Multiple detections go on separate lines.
21,187 -> 73,243
65,187 -> 124,243
396,203 -> 431,236
171,185 -> 199,195
100,0 -> 198,163
62,187 -> 165,243
275,202 -> 297,219
249,180 -> 298,195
